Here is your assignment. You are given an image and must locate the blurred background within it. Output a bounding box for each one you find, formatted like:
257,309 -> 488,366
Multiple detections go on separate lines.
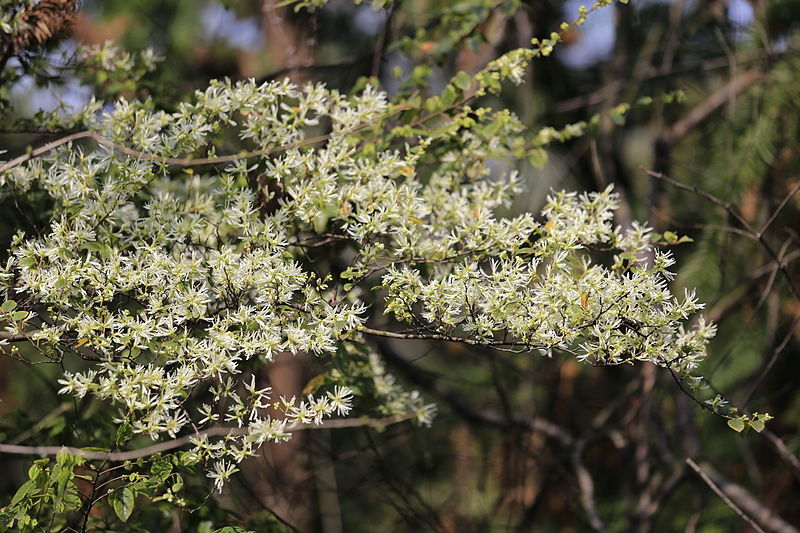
1,0 -> 800,531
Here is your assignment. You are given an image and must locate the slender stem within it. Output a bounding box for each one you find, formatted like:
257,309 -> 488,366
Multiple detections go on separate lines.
685,458 -> 765,533
0,414 -> 413,461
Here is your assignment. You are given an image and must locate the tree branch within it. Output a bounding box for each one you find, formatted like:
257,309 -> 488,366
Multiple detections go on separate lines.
761,429 -> 800,483
572,438 -> 606,532
374,340 -> 574,445
0,330 -> 31,342
686,458 -> 798,533
0,414 -> 413,461
644,169 -> 800,301
662,68 -> 764,146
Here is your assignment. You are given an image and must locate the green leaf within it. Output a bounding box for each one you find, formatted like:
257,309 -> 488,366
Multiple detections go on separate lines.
302,373 -> 327,394
453,71 -> 472,92
609,110 -> 626,126
79,447 -> 110,453
53,465 -> 73,495
748,419 -> 766,432
423,96 -> 441,113
1,300 -> 17,312
514,247 -> 536,255
18,255 -> 36,267
527,148 -> 548,169
727,418 -> 746,432
110,487 -> 135,522
663,231 -> 678,243
151,459 -> 173,480
178,451 -> 201,466
10,479 -> 36,507
11,310 -> 28,321
171,474 -> 184,492
440,86 -> 458,107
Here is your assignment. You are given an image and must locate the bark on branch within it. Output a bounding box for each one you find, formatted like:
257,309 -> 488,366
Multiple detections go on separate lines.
0,414 -> 414,461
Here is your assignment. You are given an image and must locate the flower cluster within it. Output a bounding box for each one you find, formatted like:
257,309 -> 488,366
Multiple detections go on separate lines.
1,75 -> 712,489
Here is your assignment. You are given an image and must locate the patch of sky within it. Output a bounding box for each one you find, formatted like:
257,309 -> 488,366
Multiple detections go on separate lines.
558,0 -> 616,69
9,40 -> 92,118
201,2 -> 264,51
727,0 -> 755,41
558,0 -> 755,69
727,0 -> 755,28
354,4 -> 389,36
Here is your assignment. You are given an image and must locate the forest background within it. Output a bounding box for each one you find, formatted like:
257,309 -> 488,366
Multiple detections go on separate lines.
0,0 -> 799,532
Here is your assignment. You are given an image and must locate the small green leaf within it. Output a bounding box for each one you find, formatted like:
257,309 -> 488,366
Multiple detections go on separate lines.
302,373 -> 327,394
54,465 -> 73,495
2,300 -> 17,312
453,71 -> 472,92
727,418 -> 746,432
150,460 -> 173,480
748,419 -> 766,432
11,310 -> 28,321
10,479 -> 36,507
609,110 -> 626,126
110,487 -> 135,522
527,148 -> 548,169
423,96 -> 441,113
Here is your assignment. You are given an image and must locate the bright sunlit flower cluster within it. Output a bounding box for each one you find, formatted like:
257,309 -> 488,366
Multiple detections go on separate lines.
1,73 -> 713,490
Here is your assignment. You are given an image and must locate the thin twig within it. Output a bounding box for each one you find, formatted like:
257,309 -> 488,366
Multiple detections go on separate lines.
371,1 -> 396,78
663,68 -> 764,146
645,169 -> 800,301
758,179 -> 800,238
685,458 -> 765,533
687,457 -> 800,533
0,331 -> 31,342
361,325 -> 522,348
0,414 -> 413,461
761,429 -> 800,483
375,340 -> 574,445
572,438 -> 606,532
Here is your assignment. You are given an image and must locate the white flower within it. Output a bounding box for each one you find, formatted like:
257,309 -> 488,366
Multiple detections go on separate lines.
207,460 -> 239,492
327,386 -> 353,417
